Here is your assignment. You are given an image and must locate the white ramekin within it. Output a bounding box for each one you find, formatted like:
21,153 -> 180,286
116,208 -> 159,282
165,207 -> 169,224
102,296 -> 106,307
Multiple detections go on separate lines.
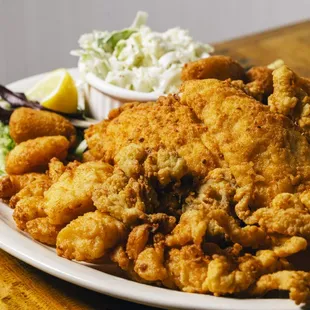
84,72 -> 161,120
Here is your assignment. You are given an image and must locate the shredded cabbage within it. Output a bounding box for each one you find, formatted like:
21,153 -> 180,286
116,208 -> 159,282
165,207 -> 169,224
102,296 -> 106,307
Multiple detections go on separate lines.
0,122 -> 15,175
71,11 -> 214,94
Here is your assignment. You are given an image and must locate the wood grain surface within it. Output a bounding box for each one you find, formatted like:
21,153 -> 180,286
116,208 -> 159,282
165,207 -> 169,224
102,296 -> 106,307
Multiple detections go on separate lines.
1,20 -> 310,310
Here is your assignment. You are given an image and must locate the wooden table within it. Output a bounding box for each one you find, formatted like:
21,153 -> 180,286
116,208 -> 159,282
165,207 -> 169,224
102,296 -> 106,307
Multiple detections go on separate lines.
1,20 -> 310,310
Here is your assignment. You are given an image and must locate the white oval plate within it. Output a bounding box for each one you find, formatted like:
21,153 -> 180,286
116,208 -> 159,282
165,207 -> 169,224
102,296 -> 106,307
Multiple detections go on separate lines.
0,71 -> 303,310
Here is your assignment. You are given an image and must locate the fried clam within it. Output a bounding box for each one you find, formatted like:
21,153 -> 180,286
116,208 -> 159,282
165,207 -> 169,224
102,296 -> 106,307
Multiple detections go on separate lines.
92,168 -> 159,227
5,136 -> 69,175
268,65 -> 310,140
9,107 -> 77,146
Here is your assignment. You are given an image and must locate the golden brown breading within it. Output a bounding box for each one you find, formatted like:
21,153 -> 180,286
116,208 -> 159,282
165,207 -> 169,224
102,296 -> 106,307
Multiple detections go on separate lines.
249,271 -> 310,305
9,107 -> 76,146
47,158 -> 66,183
268,65 -> 310,140
85,95 -> 222,181
270,236 -> 308,258
5,136 -> 69,175
166,245 -> 210,293
115,144 -> 188,186
13,197 -> 46,230
82,150 -> 97,162
56,211 -> 126,261
134,241 -> 168,283
92,168 -> 158,227
11,174 -> 51,229
180,79 -> 310,220
181,56 -> 246,82
0,172 -> 45,199
44,161 -> 113,225
26,217 -> 64,246
245,66 -> 273,101
9,175 -> 51,208
247,193 -> 310,240
166,205 -> 267,248
126,224 -> 152,260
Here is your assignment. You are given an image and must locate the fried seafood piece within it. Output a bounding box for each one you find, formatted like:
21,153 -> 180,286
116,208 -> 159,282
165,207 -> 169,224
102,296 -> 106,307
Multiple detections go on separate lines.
13,197 -> 46,230
82,150 -> 97,163
244,66 -> 273,101
134,240 -> 170,284
205,250 -> 289,296
126,216 -> 176,260
9,107 -> 77,146
270,235 -> 308,258
85,95 -> 222,180
249,271 -> 310,305
180,79 -> 310,219
181,56 -> 246,82
5,136 -> 69,175
165,205 -> 267,248
166,245 -> 210,293
115,144 -> 188,186
110,245 -> 151,284
9,174 -> 51,208
268,65 -> 310,139
12,180 -> 52,230
11,173 -> 51,229
56,211 -> 126,261
92,168 -> 158,227
44,161 -> 113,225
247,192 -> 310,240
126,224 -> 152,260
166,168 -> 267,248
47,157 -> 66,183
26,217 -> 64,246
166,244 -> 291,295
0,172 -> 45,199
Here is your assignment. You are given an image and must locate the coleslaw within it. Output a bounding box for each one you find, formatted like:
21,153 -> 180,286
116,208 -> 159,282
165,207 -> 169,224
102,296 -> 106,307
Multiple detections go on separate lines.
71,11 -> 214,94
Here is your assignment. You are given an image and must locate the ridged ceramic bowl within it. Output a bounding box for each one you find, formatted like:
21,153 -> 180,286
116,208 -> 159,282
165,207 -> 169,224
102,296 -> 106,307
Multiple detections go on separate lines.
84,73 -> 161,120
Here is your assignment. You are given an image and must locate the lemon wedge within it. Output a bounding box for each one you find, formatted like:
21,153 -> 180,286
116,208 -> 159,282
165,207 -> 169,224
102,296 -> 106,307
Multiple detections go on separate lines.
26,69 -> 78,114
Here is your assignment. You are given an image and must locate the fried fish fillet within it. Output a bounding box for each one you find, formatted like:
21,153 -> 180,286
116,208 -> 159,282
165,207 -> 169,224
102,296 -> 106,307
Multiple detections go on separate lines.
85,95 -> 222,181
180,79 -> 310,221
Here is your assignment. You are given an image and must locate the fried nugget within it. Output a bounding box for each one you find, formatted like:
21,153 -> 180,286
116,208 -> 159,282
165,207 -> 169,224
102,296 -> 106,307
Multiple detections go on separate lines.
181,56 -> 246,82
5,136 -> 69,175
9,108 -> 76,146
44,161 -> 113,225
56,211 -> 126,261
